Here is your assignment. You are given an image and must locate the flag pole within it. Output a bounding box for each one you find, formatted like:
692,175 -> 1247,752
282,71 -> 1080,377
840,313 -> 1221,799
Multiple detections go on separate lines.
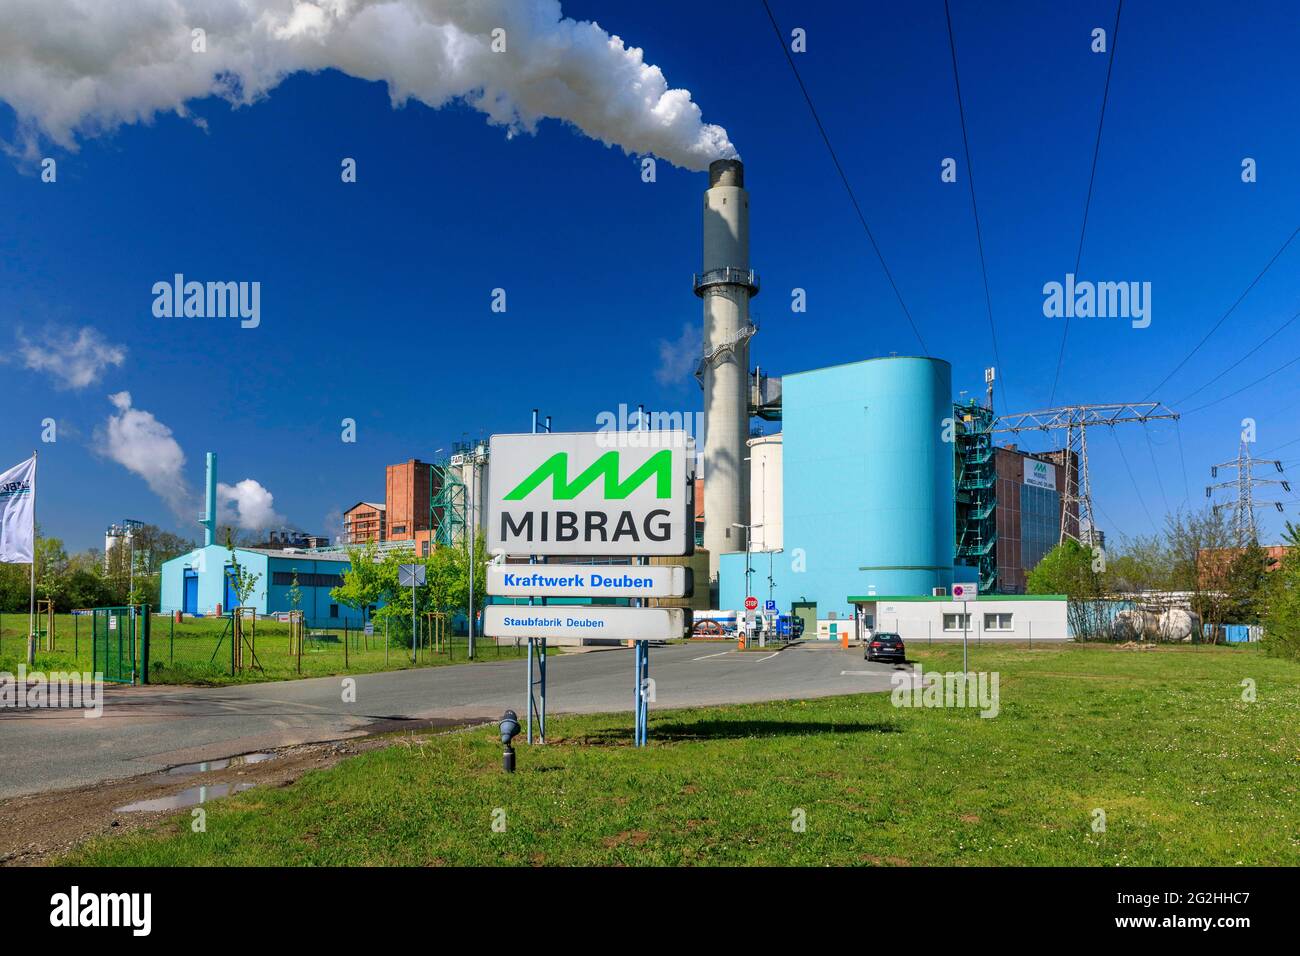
27,449 -> 37,666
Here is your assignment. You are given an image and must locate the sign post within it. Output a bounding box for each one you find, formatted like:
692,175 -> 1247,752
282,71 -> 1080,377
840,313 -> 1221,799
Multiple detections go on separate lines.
485,430 -> 695,747
952,581 -> 978,671
399,563 -> 426,664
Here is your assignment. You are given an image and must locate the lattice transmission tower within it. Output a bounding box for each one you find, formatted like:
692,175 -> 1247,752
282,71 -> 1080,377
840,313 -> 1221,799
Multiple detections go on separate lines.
994,403 -> 1180,544
1206,440 -> 1291,545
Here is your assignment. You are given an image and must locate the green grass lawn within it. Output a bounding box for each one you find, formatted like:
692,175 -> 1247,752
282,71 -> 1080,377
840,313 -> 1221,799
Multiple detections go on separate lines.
66,642 -> 1300,866
0,612 -> 527,685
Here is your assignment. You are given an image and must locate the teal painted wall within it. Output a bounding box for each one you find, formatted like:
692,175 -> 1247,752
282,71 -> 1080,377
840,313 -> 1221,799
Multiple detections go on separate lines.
720,356 -> 957,618
161,547 -> 361,624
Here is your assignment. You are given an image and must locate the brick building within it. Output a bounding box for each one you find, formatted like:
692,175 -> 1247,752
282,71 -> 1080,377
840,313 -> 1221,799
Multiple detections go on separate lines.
342,502 -> 386,545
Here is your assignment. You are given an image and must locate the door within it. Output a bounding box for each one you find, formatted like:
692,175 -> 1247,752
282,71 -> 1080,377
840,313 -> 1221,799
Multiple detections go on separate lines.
183,570 -> 198,615
792,602 -> 816,640
223,565 -> 238,611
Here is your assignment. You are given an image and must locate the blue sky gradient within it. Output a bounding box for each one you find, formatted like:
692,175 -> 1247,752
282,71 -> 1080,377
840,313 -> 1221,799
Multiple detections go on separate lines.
3,0 -> 1298,551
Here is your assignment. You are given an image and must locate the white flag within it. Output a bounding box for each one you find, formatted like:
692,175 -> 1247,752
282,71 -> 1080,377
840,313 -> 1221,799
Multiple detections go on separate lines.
0,456 -> 36,563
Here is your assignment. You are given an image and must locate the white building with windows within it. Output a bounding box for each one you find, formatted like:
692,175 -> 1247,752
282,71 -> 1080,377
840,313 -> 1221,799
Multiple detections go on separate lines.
848,593 -> 1070,642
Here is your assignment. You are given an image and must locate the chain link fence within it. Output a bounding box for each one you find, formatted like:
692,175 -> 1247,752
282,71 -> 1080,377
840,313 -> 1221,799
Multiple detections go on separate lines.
0,609 -> 524,684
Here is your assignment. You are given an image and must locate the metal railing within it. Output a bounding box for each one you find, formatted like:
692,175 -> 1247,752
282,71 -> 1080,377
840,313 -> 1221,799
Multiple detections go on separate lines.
692,267 -> 760,295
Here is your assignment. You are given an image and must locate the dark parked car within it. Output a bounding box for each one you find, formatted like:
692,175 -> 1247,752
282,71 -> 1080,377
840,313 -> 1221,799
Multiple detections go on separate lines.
865,632 -> 906,662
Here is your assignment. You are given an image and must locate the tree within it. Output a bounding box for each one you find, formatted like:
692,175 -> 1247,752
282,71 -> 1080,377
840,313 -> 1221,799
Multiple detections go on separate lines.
330,541 -> 391,629
1106,534 -> 1173,597
1221,541 -> 1275,625
287,569 -> 303,616
1166,507 -> 1234,642
225,531 -> 262,610
1260,522 -> 1300,661
1026,539 -> 1108,639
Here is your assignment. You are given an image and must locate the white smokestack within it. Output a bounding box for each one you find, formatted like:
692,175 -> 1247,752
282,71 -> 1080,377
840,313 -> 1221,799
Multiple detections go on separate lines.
0,0 -> 737,170
697,158 -> 755,585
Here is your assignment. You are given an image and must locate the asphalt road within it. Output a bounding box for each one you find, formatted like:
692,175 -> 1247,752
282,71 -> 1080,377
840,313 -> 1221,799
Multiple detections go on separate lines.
0,641 -> 908,799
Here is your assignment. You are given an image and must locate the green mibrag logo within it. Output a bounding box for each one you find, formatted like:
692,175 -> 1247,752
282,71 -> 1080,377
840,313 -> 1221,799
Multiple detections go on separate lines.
505,450 -> 672,501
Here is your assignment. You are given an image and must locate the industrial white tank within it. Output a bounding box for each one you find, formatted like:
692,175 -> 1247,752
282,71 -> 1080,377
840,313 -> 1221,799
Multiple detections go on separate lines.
747,433 -> 782,551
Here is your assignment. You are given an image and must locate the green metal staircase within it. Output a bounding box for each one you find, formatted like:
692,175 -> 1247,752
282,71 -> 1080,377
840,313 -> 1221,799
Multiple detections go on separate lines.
954,400 -> 998,592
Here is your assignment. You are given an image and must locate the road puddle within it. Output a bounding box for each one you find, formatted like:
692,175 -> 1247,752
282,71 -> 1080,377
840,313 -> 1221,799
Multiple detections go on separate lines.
165,753 -> 275,775
115,783 -> 255,813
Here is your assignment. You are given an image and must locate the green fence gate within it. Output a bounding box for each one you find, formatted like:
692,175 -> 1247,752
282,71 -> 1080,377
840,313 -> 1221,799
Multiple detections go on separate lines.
93,606 -> 149,685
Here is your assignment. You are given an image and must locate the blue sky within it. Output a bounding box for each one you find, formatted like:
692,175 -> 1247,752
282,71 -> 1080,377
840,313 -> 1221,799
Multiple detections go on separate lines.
3,0 -> 1299,552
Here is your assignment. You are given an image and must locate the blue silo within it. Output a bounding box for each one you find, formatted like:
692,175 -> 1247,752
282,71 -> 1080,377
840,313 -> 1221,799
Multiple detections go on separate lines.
855,356 -> 955,595
718,356 -> 957,620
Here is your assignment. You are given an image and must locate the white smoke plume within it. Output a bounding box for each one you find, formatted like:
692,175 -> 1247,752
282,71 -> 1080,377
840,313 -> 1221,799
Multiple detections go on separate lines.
654,320 -> 702,386
99,391 -> 193,517
97,391 -> 288,531
218,478 -> 286,531
0,0 -> 736,170
14,325 -> 127,389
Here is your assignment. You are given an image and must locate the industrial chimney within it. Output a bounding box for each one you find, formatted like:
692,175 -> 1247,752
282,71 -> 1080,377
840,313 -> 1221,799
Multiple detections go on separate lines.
201,452 -> 217,546
695,158 -> 758,584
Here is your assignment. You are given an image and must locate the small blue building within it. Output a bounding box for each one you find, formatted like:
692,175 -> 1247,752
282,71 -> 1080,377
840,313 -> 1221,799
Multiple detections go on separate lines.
720,356 -> 973,628
159,545 -> 364,627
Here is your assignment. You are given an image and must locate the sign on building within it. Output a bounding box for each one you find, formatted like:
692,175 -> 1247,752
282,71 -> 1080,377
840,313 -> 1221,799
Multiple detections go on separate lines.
1023,458 -> 1056,490
487,431 -> 695,557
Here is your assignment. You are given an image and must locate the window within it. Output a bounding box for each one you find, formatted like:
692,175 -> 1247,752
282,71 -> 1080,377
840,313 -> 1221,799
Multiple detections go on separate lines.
421,541 -> 430,556
943,613 -> 971,632
984,612 -> 1013,631
329,604 -> 339,619
271,570 -> 344,588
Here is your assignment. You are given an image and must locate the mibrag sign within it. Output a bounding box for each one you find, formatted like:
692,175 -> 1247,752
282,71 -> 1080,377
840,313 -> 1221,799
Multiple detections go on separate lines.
487,431 -> 695,557
1024,458 -> 1056,491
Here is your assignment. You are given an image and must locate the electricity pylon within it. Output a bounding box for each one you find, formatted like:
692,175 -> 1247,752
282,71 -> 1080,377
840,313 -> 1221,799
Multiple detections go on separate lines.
1206,440 -> 1291,545
994,402 -> 1180,544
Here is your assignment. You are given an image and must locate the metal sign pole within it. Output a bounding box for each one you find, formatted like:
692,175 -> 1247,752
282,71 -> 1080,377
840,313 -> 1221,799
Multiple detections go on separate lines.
526,638 -> 534,743
633,641 -> 644,746
962,598 -> 969,672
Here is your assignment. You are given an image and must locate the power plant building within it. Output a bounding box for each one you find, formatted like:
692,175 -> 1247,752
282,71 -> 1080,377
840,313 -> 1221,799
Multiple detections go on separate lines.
719,356 -> 965,628
715,357 -> 1072,636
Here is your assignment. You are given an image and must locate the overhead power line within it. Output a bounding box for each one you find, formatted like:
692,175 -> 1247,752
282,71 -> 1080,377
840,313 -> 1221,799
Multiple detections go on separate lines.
1173,307 -> 1300,406
760,0 -> 929,354
1183,349 -> 1300,415
943,0 -> 1009,412
1144,223 -> 1300,401
1111,426 -> 1158,534
994,401 -> 1178,542
1047,0 -> 1124,407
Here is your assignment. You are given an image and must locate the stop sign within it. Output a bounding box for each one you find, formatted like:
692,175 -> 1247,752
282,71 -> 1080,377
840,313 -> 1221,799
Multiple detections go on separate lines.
744,596 -> 758,611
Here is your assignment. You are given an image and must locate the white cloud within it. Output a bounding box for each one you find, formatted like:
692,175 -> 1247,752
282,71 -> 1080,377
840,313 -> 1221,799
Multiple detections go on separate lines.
218,478 -> 286,531
655,321 -> 702,386
98,391 -> 192,517
0,0 -> 736,171
97,392 -> 288,532
16,326 -> 126,389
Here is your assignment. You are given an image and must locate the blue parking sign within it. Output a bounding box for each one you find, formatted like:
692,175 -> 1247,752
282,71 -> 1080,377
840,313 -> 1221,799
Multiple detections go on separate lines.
764,600 -> 777,611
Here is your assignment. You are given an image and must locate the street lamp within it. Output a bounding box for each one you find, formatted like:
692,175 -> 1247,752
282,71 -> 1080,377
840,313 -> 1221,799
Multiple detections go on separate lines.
465,442 -> 488,659
122,518 -> 144,604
